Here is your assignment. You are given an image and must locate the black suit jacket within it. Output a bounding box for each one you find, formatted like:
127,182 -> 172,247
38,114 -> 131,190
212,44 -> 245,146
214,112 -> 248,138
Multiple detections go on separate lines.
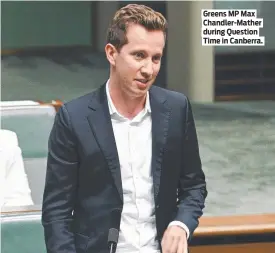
42,83 -> 207,253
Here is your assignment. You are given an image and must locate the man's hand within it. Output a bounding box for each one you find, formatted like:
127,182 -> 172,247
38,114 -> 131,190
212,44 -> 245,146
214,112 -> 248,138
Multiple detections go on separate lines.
161,225 -> 188,253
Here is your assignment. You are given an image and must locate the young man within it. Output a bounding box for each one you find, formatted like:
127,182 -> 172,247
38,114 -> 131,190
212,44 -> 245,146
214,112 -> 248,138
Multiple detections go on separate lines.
42,4 -> 207,253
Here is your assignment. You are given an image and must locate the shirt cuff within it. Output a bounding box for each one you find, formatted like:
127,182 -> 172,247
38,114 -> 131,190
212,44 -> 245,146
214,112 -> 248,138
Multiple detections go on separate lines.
168,221 -> 190,239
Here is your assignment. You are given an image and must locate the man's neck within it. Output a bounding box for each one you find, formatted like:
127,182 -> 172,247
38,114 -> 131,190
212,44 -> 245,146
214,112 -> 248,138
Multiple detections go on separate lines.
108,81 -> 146,120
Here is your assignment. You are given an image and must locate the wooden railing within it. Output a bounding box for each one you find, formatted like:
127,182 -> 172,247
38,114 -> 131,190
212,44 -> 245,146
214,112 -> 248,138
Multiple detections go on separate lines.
37,99 -> 63,111
195,213 -> 275,236
189,213 -> 275,253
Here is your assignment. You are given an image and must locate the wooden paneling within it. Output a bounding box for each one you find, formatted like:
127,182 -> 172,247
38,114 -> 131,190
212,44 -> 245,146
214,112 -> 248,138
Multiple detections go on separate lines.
215,51 -> 275,101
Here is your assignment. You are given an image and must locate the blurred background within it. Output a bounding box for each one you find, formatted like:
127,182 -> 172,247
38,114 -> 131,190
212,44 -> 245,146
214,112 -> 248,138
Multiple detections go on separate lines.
1,0 -> 275,216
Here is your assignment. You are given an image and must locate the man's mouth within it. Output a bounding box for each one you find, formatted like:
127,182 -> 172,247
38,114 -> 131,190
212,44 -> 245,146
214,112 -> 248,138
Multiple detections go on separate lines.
135,79 -> 148,84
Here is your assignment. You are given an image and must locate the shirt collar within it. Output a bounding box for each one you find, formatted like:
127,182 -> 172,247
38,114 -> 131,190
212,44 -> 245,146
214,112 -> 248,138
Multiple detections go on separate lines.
105,79 -> 151,116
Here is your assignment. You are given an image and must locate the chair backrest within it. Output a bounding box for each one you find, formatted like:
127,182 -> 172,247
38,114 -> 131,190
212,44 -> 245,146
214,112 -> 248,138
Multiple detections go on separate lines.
24,158 -> 47,205
1,101 -> 60,205
1,103 -> 56,158
1,210 -> 46,253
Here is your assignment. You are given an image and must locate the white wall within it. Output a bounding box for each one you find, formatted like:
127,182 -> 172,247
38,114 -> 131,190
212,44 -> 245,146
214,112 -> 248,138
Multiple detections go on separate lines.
167,1 -> 214,103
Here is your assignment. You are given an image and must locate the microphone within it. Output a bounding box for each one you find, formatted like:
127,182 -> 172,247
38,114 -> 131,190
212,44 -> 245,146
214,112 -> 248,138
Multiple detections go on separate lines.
107,208 -> 121,253
108,228 -> 119,253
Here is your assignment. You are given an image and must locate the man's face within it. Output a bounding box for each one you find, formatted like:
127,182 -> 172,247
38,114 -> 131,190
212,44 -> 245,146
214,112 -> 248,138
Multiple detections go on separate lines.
107,24 -> 165,98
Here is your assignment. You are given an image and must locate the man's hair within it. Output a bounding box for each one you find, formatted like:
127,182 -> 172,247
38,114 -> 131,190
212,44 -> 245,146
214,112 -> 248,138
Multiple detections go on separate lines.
106,4 -> 167,51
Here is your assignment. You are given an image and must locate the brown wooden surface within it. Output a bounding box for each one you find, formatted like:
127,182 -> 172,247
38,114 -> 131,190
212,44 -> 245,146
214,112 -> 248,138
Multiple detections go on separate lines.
190,242 -> 275,253
37,99 -> 63,111
215,94 -> 275,101
216,78 -> 275,85
216,64 -> 275,71
0,49 -> 21,55
195,213 -> 275,236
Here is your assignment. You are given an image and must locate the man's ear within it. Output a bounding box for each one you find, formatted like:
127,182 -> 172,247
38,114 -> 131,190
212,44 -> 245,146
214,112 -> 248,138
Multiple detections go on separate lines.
105,43 -> 118,66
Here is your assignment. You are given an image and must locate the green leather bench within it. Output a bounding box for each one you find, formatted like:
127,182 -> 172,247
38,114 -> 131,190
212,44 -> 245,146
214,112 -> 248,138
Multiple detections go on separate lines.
1,103 -> 56,158
1,210 -> 46,253
1,103 -> 56,205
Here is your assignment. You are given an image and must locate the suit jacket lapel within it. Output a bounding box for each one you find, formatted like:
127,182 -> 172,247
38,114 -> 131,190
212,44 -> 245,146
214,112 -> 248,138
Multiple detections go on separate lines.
86,85 -> 170,205
87,84 -> 123,203
150,87 -> 171,204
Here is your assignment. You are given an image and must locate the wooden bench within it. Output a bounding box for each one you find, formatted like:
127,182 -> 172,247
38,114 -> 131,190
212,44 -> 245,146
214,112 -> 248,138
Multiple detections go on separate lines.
190,213 -> 275,252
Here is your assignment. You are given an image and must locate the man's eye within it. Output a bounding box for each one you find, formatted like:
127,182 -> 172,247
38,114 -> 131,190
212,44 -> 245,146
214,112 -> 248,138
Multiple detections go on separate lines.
135,52 -> 144,58
153,56 -> 161,62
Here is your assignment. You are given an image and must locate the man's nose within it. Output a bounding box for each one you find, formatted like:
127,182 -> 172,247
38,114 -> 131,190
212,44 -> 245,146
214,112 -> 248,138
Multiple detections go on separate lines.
141,61 -> 154,77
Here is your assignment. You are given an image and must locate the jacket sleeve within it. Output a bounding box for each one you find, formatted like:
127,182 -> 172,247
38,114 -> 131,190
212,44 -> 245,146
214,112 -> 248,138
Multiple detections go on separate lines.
174,97 -> 207,241
42,105 -> 78,253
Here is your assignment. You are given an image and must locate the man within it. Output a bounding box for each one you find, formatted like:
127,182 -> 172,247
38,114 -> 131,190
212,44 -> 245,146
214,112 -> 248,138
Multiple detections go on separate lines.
42,4 -> 207,253
0,129 -> 33,208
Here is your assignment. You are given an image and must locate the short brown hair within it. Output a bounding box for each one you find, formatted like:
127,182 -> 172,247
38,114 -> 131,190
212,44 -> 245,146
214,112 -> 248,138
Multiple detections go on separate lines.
106,4 -> 167,51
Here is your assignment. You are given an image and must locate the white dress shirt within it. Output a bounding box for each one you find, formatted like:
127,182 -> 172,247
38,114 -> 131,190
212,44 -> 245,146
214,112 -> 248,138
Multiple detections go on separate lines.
0,130 -> 33,209
106,81 -> 189,253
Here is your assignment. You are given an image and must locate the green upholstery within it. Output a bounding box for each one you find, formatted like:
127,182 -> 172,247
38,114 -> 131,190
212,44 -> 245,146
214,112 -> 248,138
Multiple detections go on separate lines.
1,105 -> 56,158
24,158 -> 47,205
1,213 -> 46,253
1,104 -> 56,205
